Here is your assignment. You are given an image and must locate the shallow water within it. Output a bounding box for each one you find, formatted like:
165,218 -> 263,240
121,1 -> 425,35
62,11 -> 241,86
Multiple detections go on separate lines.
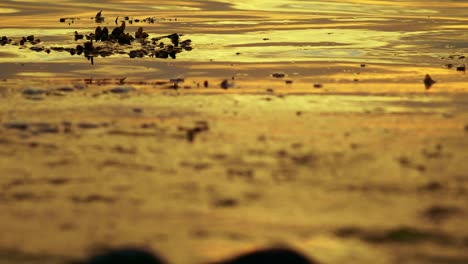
0,0 -> 467,85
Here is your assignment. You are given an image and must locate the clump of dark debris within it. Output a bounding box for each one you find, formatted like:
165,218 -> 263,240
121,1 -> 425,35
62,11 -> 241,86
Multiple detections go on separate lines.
1,10 -> 193,64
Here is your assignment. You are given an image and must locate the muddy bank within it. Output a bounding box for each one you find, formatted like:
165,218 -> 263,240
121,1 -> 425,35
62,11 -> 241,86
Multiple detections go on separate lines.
0,85 -> 467,264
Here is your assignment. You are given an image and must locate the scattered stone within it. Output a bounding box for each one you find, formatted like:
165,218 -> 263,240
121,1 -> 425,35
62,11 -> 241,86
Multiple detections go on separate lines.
55,87 -> 74,92
129,49 -> 146,58
360,64 -> 366,67
446,64 -> 453,69
77,122 -> 101,129
167,33 -> 179,47
135,27 -> 149,39
272,72 -> 285,78
33,123 -> 60,134
423,205 -> 462,222
109,86 -> 134,93
285,80 -> 293,84
3,122 -> 29,130
313,83 -> 323,89
419,181 -> 443,192
0,36 -> 11,45
30,46 -> 45,52
22,88 -> 46,96
170,78 -> 184,83
59,17 -> 78,23
423,74 -> 436,90
213,198 -> 238,208
456,65 -> 466,72
203,80 -> 209,88
220,79 -> 233,89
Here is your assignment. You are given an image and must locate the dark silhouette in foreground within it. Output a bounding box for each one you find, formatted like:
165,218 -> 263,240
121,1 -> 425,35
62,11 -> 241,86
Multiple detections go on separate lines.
76,247 -> 316,264
76,248 -> 167,264
209,248 -> 316,264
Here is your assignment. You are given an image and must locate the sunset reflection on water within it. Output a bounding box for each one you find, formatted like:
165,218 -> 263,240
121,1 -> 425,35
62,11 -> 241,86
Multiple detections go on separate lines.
0,0 -> 466,88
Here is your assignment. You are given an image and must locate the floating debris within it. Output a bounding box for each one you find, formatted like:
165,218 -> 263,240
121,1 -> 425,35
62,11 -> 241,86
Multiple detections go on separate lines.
423,74 -> 436,90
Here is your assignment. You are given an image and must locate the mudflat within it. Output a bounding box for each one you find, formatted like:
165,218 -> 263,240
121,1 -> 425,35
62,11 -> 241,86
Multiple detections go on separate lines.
0,1 -> 468,264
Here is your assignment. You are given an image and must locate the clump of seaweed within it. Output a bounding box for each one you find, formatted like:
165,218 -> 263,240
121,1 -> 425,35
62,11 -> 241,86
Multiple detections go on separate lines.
0,11 -> 193,64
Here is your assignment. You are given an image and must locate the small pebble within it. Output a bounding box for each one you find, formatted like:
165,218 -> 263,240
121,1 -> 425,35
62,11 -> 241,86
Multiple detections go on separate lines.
456,65 -> 466,72
3,122 -> 29,130
77,122 -> 100,129
272,73 -> 285,78
22,88 -> 46,95
109,87 -> 133,93
220,79 -> 232,89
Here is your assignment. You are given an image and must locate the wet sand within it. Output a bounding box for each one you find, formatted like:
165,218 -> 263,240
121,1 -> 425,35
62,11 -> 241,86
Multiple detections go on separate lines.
1,1 -> 468,264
